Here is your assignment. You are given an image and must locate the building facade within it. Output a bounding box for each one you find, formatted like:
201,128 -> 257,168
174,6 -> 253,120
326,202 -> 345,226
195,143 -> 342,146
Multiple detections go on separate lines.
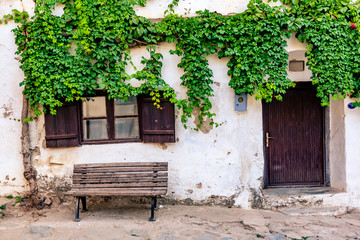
1,0 -> 360,209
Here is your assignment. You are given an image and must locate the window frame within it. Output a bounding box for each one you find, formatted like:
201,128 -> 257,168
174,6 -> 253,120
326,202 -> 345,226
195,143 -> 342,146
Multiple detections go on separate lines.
44,91 -> 176,148
81,92 -> 142,145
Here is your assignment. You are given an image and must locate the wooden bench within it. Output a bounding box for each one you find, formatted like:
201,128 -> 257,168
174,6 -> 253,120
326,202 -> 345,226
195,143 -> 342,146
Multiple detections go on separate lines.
67,162 -> 168,222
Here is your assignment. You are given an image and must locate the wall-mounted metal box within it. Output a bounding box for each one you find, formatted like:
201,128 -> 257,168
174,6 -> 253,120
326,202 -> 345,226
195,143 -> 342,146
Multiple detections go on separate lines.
235,92 -> 247,112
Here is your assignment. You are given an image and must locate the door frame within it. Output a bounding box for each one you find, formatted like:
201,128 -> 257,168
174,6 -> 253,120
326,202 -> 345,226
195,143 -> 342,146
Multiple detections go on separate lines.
262,82 -> 330,188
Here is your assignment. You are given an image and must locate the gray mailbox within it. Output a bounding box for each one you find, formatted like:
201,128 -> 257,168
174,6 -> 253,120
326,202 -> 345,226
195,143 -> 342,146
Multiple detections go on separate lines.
235,92 -> 247,112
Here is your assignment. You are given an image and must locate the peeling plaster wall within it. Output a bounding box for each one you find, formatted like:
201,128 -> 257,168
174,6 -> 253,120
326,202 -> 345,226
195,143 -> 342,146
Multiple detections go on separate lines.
0,0 -> 36,195
1,0 -> 360,209
32,45 -> 265,208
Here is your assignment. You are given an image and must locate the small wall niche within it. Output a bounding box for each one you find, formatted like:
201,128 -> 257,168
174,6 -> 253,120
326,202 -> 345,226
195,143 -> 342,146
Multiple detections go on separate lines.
289,60 -> 305,72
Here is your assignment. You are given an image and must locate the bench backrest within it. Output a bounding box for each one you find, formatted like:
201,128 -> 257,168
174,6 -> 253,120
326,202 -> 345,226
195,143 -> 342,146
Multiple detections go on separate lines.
72,162 -> 168,195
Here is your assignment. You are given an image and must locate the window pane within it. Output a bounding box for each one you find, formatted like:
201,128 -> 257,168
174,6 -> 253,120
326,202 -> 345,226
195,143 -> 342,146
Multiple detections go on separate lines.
83,119 -> 108,140
115,118 -> 139,138
114,96 -> 137,116
83,97 -> 106,117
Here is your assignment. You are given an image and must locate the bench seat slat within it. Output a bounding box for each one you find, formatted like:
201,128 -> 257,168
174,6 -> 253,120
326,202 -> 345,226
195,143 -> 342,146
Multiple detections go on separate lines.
70,187 -> 167,192
74,181 -> 167,184
67,188 -> 167,197
69,187 -> 167,191
74,162 -> 168,168
73,177 -> 167,184
74,166 -> 167,173
68,192 -> 166,197
73,172 -> 167,179
74,181 -> 167,185
73,182 -> 167,188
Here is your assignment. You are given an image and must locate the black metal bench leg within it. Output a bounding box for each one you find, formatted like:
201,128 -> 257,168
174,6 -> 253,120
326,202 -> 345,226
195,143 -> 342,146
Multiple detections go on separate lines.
75,197 -> 81,222
80,197 -> 87,212
149,196 -> 156,221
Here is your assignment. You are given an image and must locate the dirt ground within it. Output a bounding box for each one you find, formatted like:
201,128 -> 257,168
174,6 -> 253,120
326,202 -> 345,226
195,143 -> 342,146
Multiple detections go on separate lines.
0,196 -> 359,240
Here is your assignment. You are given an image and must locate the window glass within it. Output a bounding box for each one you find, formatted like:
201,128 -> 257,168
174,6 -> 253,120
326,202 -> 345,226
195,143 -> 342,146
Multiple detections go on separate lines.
83,97 -> 106,117
83,119 -> 108,140
114,96 -> 137,116
81,95 -> 142,142
115,118 -> 139,138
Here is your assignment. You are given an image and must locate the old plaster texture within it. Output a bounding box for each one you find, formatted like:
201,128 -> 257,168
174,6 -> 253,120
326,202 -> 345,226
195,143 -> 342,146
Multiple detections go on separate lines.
0,0 -> 359,209
0,0 -> 36,195
344,98 -> 360,208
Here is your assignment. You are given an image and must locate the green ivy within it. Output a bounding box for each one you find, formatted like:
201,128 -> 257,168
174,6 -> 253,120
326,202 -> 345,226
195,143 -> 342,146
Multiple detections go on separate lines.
132,46 -> 178,106
219,1 -> 294,102
286,0 -> 360,105
157,10 -> 222,127
3,0 -> 360,128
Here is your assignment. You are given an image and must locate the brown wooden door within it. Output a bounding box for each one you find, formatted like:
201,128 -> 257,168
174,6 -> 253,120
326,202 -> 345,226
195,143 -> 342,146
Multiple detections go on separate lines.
263,83 -> 324,187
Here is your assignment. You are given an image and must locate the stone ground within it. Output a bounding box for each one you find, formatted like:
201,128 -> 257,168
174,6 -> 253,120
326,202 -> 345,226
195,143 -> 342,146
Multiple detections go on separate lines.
0,196 -> 359,240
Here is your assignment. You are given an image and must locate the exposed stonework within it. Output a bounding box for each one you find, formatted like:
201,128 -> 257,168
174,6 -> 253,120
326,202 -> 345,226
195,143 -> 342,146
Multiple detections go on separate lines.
36,175 -> 72,195
192,108 -> 213,134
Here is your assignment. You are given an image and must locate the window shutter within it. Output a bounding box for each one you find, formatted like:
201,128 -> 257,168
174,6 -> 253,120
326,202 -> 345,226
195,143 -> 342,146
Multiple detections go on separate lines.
45,101 -> 81,148
140,96 -> 175,143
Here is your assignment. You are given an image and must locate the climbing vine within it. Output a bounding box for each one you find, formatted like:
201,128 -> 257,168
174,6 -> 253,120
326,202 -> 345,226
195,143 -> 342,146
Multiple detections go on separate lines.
4,0 -> 360,127
285,0 -> 360,105
218,2 -> 294,102
157,10 -> 223,127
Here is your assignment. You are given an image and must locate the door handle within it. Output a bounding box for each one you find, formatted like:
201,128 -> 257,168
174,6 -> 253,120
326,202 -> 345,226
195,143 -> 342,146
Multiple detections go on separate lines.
266,132 -> 274,148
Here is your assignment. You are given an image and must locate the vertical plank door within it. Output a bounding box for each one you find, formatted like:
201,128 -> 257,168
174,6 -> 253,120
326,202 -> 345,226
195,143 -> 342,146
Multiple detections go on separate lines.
263,83 -> 324,187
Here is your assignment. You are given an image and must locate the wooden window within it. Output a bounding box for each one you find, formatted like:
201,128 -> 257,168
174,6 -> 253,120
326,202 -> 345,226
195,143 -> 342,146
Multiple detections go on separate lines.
140,95 -> 175,143
114,97 -> 140,139
44,94 -> 175,148
83,96 -> 108,140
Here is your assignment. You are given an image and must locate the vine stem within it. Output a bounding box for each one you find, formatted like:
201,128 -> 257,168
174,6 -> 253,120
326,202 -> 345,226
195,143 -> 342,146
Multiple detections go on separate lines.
20,94 -> 47,209
16,14 -> 49,209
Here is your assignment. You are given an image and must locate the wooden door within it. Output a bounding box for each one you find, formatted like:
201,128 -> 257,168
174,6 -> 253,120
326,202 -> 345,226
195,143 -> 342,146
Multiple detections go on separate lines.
263,83 -> 324,187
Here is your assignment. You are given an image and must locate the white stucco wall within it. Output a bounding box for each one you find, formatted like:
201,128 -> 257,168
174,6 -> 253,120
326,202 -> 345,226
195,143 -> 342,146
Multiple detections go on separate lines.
344,98 -> 360,207
31,42 -> 265,208
330,99 -> 346,191
134,0 -> 250,18
0,0 -> 32,195
1,0 -> 360,209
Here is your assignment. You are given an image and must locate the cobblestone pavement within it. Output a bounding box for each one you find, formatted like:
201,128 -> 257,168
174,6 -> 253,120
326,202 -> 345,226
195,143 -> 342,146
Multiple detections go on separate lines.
0,197 -> 359,240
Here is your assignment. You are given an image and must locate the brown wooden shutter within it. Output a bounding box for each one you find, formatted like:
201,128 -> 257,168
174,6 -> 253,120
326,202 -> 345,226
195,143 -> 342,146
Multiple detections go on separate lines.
45,101 -> 81,148
140,95 -> 175,143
